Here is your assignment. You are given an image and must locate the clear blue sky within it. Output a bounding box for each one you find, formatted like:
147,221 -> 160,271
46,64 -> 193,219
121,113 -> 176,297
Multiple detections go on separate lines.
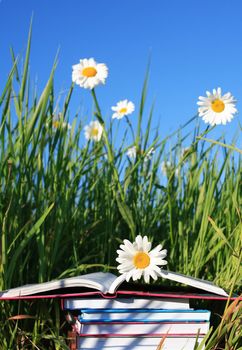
0,0 -> 242,146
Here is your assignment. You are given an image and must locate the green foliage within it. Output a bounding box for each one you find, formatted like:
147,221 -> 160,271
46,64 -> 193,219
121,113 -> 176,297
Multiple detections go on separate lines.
0,29 -> 241,349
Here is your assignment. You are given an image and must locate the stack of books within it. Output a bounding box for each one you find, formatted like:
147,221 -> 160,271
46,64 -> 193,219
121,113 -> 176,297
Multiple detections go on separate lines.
0,270 -> 230,349
64,297 -> 211,350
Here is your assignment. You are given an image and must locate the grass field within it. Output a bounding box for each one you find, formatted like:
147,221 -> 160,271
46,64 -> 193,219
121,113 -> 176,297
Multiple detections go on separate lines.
0,28 -> 241,349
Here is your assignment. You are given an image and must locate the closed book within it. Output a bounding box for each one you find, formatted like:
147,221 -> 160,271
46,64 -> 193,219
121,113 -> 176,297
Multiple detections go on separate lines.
64,297 -> 190,310
79,309 -> 210,322
77,321 -> 210,336
77,335 -> 205,350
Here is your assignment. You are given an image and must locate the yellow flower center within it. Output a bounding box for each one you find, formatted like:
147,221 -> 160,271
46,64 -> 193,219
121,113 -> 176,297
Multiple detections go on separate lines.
133,252 -> 150,269
53,121 -> 60,128
119,107 -> 128,114
82,67 -> 97,78
211,99 -> 225,113
90,128 -> 99,137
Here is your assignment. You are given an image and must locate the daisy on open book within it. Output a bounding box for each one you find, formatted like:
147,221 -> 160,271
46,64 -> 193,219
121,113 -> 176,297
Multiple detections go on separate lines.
197,88 -> 237,126
116,235 -> 167,284
72,58 -> 108,89
114,235 -> 228,295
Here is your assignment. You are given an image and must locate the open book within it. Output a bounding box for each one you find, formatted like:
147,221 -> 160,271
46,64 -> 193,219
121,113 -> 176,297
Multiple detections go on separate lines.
0,269 -> 228,299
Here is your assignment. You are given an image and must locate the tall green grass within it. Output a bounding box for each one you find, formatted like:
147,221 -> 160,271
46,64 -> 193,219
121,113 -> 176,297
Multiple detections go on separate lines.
0,28 -> 241,349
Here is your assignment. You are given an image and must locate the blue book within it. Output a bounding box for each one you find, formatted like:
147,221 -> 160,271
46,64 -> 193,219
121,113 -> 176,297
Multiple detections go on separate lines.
78,309 -> 211,322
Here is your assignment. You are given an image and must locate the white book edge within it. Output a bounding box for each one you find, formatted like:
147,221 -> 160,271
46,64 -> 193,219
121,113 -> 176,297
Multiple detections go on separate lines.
79,321 -> 210,335
77,336 -> 204,350
64,298 -> 190,310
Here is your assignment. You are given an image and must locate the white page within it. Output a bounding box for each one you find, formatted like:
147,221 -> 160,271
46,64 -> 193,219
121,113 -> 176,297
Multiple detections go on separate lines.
79,321 -> 210,335
0,272 -> 117,297
64,297 -> 190,310
77,336 -> 204,350
159,270 -> 228,296
0,269 -> 228,298
110,270 -> 228,296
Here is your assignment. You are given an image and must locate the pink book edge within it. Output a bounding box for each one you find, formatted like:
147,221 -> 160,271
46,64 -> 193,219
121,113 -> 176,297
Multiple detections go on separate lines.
77,332 -> 207,337
0,290 -> 240,301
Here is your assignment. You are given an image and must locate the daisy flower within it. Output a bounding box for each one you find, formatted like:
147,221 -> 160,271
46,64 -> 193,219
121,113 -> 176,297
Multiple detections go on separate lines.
112,99 -> 135,119
47,113 -> 71,130
127,146 -> 155,162
84,121 -> 103,142
72,58 -> 108,89
127,146 -> 137,160
144,147 -> 155,162
116,235 -> 167,284
52,120 -> 71,130
197,88 -> 237,126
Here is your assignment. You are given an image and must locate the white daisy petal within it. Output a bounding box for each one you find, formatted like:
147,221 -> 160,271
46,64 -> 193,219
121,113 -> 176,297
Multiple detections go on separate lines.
127,146 -> 137,160
143,236 -> 152,252
135,235 -> 143,250
123,240 -> 137,254
72,58 -> 108,89
197,88 -> 237,126
116,235 -> 168,284
149,244 -> 162,254
111,99 -> 135,119
116,253 -> 132,260
144,270 -> 150,284
126,270 -> 135,282
148,269 -> 158,281
144,147 -> 155,162
151,264 -> 163,273
198,96 -> 208,101
84,121 -> 103,142
132,270 -> 143,281
151,249 -> 167,260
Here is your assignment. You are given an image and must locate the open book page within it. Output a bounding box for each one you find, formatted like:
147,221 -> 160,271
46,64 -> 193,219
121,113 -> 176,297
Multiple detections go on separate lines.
0,272 -> 117,298
108,273 -> 127,294
159,270 -> 228,297
108,269 -> 228,297
108,270 -> 228,297
0,269 -> 228,298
